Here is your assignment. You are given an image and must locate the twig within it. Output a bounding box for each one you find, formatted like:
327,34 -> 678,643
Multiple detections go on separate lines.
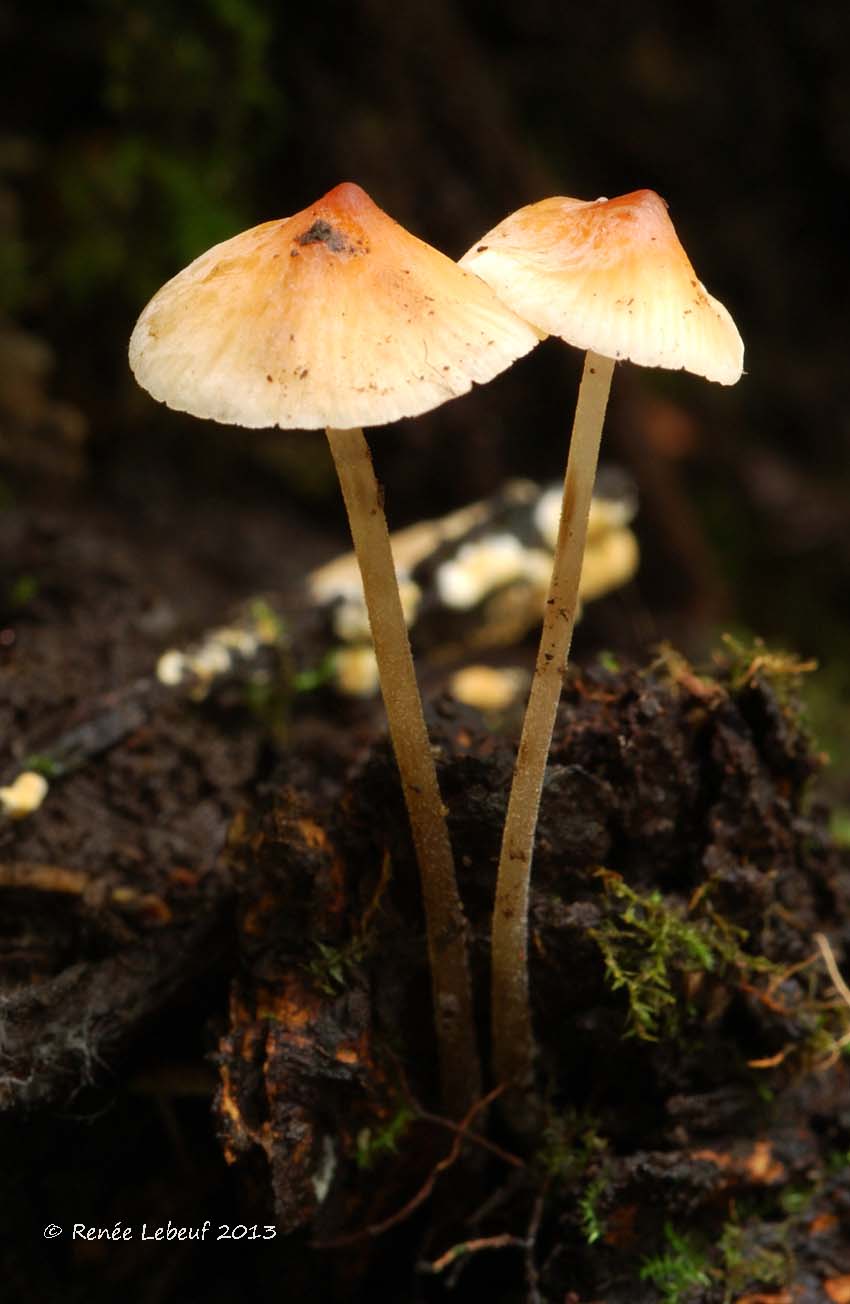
815,932 -> 850,1008
747,1047 -> 792,1070
311,1085 -> 504,1249
524,1183 -> 548,1304
814,1031 -> 850,1072
0,861 -> 171,921
418,1174 -> 549,1297
385,1047 -> 524,1168
414,1105 -> 525,1169
763,950 -> 819,999
419,1232 -> 526,1277
466,1169 -> 528,1229
735,978 -> 793,1017
813,932 -> 850,1070
0,862 -> 89,895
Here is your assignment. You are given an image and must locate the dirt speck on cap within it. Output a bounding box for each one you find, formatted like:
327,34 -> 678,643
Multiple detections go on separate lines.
294,220 -> 365,256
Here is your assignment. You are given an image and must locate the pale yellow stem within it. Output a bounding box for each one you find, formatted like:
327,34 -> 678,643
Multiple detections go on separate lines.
491,352 -> 615,1109
326,426 -> 481,1118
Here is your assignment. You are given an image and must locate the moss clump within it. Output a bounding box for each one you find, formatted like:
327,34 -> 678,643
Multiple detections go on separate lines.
639,1223 -> 712,1303
587,868 -> 850,1074
716,632 -> 817,706
718,1217 -> 793,1300
355,1101 -> 414,1170
539,1108 -> 607,1180
577,1170 -> 610,1246
538,1110 -> 611,1244
589,870 -> 772,1042
306,936 -> 371,997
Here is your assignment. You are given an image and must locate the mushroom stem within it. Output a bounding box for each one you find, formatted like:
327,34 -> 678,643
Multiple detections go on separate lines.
325,425 -> 482,1118
491,350 -> 615,1114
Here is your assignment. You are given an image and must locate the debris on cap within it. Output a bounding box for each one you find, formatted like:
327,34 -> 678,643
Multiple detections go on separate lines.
130,181 -> 542,431
460,189 -> 743,385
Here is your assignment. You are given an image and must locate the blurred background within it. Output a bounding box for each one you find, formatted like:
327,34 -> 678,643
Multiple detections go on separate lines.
2,0 -> 849,804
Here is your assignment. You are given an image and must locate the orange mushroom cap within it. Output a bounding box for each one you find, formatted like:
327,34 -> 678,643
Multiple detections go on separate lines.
129,182 -> 542,430
459,189 -> 743,385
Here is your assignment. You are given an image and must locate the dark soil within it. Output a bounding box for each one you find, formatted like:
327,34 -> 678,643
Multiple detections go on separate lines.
1,460 -> 849,1303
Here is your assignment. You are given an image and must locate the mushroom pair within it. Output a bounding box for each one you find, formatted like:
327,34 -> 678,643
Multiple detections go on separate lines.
130,182 -> 744,1125
129,181 -> 541,1118
459,189 -> 744,1112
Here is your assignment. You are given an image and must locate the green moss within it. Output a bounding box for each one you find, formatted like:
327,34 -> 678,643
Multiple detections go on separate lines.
589,870 -> 762,1041
829,809 -> 850,849
292,651 -> 338,695
7,573 -> 40,608
717,631 -> 817,704
21,753 -> 64,780
597,649 -> 621,673
589,870 -> 850,1066
538,1110 -> 611,1244
306,937 -> 371,997
802,657 -> 850,798
23,0 -> 285,320
718,1216 -> 793,1300
828,1148 -> 850,1173
778,1184 -> 814,1217
639,1223 -> 712,1303
355,1102 -> 414,1170
539,1109 -> 608,1182
578,1171 -> 609,1245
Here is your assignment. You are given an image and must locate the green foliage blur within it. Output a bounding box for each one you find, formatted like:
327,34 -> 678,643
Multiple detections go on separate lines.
5,0 -> 283,325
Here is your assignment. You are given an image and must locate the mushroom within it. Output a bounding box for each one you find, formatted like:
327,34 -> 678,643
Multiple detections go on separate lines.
129,181 -> 541,1116
0,770 -> 49,820
460,189 -> 744,1108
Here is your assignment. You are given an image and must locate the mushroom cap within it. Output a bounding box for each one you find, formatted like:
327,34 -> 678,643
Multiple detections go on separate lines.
129,182 -> 542,430
459,190 -> 743,385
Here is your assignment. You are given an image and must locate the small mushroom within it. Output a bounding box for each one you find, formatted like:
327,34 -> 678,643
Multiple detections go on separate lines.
0,770 -> 49,820
461,189 -> 743,1108
129,181 -> 541,1117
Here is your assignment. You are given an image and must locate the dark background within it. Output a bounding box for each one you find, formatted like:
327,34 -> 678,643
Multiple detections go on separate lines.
3,0 -> 849,782
2,6 -> 850,1301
